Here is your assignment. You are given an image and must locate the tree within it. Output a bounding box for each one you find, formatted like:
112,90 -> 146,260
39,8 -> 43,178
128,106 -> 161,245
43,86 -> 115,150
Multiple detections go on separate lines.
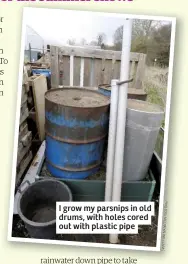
113,26 -> 123,50
67,38 -> 76,45
113,19 -> 171,66
80,38 -> 87,46
97,33 -> 106,48
132,19 -> 154,39
89,40 -> 98,46
149,24 -> 171,66
113,19 -> 157,51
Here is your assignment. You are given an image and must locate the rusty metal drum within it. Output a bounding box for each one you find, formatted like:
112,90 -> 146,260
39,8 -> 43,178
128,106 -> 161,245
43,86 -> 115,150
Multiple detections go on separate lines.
45,88 -> 110,179
98,85 -> 147,101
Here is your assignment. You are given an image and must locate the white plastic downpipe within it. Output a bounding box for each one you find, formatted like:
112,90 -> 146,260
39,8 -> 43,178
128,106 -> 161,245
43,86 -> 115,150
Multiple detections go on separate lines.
105,79 -> 119,201
109,19 -> 133,244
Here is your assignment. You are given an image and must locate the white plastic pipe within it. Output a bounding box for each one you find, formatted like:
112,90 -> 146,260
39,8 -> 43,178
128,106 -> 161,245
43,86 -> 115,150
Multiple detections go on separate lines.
105,79 -> 119,201
109,19 -> 133,244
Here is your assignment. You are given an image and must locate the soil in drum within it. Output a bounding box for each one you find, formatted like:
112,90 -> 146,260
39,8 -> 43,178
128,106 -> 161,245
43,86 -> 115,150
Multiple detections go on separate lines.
31,206 -> 56,223
46,89 -> 110,108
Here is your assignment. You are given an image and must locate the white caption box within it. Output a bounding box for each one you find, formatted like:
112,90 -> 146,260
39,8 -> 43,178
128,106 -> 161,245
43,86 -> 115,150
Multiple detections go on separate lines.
56,202 -> 155,234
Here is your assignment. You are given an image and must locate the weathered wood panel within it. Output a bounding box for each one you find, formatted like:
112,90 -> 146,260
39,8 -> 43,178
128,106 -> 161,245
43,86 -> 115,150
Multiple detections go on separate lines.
83,58 -> 91,87
94,59 -> 103,86
59,45 -> 140,61
50,46 -> 59,88
20,101 -> 29,125
62,56 -> 70,86
17,131 -> 32,166
59,50 -> 64,86
29,75 -> 47,141
73,57 -> 81,86
135,53 -> 146,89
50,45 -> 146,89
16,151 -> 33,185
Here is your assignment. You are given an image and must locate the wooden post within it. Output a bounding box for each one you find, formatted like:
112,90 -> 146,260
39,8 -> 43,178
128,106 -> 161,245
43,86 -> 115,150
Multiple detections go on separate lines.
70,55 -> 74,86
130,60 -> 135,87
130,60 -> 135,78
59,51 -> 64,86
90,58 -> 94,87
29,75 -> 47,141
50,46 -> 59,88
101,58 -> 105,84
80,57 -> 84,87
29,43 -> 32,62
111,57 -> 116,80
135,54 -> 146,89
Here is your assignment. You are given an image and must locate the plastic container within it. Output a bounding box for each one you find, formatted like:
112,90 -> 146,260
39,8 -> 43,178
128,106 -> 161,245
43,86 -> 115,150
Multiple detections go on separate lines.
17,179 -> 72,239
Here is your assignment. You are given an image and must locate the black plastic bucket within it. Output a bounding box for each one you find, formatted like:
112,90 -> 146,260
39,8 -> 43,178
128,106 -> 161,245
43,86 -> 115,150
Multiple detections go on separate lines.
17,179 -> 72,239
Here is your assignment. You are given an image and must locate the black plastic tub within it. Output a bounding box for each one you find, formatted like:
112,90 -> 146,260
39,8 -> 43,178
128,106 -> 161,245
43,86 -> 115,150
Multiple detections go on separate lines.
17,179 -> 72,239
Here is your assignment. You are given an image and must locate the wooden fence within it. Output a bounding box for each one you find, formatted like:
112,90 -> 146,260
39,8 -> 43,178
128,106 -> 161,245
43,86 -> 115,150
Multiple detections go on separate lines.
50,45 -> 146,89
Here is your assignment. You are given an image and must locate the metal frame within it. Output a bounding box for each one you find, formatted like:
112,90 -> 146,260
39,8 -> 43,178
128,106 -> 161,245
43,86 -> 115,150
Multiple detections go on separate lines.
13,141 -> 45,214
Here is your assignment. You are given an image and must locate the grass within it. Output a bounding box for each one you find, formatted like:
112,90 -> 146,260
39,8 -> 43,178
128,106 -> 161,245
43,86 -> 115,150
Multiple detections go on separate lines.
143,66 -> 168,159
143,66 -> 168,128
143,66 -> 168,110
